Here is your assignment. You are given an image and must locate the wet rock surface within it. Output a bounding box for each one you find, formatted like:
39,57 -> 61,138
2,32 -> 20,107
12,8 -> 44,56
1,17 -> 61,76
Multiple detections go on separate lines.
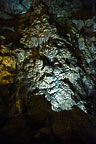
0,1 -> 96,144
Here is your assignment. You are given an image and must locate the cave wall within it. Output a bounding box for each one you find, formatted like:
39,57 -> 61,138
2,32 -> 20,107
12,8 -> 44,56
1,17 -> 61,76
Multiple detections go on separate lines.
0,0 -> 32,14
0,0 -> 95,19
0,0 -> 32,19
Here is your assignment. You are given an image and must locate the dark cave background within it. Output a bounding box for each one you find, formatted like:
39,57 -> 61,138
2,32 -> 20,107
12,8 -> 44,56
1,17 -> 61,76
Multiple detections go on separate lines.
0,0 -> 96,144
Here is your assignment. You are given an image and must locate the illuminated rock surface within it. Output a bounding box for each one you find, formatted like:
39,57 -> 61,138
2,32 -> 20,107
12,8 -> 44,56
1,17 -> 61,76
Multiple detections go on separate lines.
0,45 -> 16,84
0,1 -> 96,144
0,0 -> 96,114
14,2 -> 96,114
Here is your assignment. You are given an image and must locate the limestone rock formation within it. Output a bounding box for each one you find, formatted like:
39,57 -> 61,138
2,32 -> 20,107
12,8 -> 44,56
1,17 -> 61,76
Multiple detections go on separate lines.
0,1 -> 96,144
0,0 -> 96,19
12,2 -> 96,114
0,0 -> 96,114
0,45 -> 16,84
0,0 -> 32,19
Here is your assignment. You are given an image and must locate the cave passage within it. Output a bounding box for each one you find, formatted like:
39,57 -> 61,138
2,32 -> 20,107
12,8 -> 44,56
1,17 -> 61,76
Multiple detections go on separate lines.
0,0 -> 96,144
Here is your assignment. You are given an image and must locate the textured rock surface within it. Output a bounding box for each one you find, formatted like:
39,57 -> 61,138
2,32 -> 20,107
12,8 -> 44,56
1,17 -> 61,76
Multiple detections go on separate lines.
0,0 -> 96,19
13,2 -> 95,114
0,1 -> 96,144
44,0 -> 83,17
0,0 -> 96,114
0,0 -> 32,14
0,0 -> 32,19
0,45 -> 16,84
